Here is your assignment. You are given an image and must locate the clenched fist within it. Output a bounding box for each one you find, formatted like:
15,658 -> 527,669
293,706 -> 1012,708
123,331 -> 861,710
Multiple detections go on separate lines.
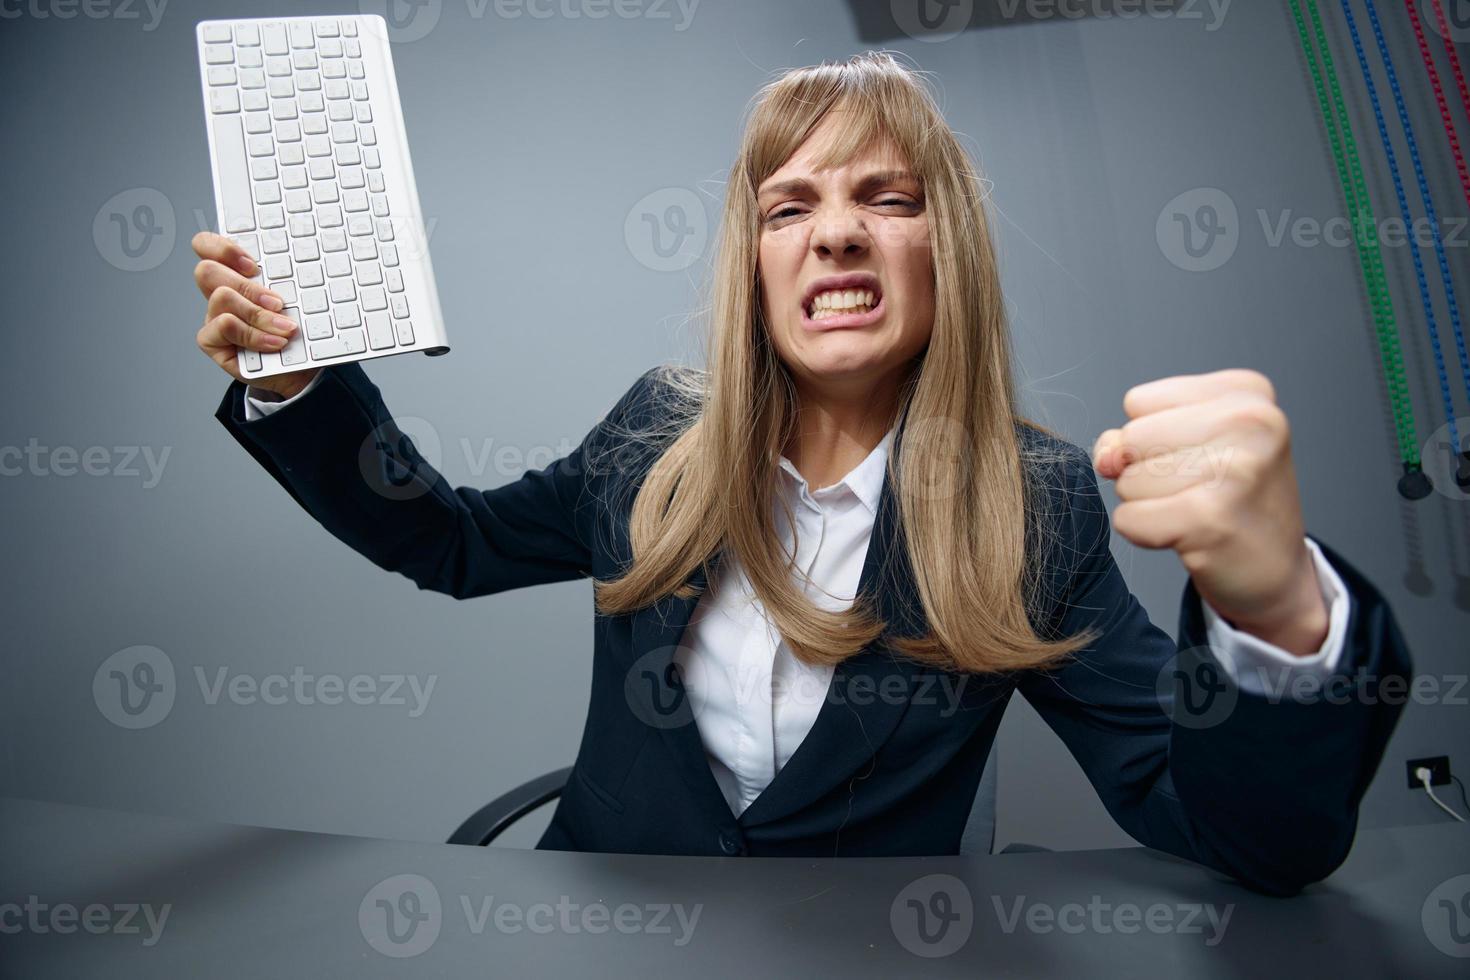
1091,369 -> 1329,656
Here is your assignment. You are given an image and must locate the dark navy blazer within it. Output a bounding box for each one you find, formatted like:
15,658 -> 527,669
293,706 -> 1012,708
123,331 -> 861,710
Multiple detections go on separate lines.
216,363 -> 1412,896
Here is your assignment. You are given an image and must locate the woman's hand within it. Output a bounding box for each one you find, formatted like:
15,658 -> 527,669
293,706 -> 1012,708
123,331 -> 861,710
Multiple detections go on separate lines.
1091,368 -> 1329,656
191,231 -> 318,400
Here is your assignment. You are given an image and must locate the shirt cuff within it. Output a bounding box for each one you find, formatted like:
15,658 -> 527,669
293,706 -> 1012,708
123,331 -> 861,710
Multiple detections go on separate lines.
1200,537 -> 1351,696
242,370 -> 325,422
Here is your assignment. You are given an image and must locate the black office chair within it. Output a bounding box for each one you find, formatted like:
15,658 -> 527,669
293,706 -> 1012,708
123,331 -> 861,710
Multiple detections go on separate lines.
448,767 -> 572,846
445,742 -> 1020,852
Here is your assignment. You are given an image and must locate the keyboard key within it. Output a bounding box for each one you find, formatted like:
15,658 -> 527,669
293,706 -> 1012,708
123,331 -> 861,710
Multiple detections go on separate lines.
365,312 -> 395,350
334,303 -> 362,328
298,262 -> 325,288
300,91 -> 325,113
271,99 -> 298,120
207,66 -> 237,86
350,237 -> 377,261
292,238 -> 320,263
348,60 -> 365,80
238,47 -> 264,69
244,111 -> 272,134
347,214 -> 372,237
341,19 -> 357,36
275,120 -> 302,142
266,56 -> 292,77
319,205 -> 344,228
308,156 -> 335,180
321,229 -> 348,252
211,115 -> 255,233
376,218 -> 394,241
324,63 -> 348,83
292,50 -> 318,70
261,229 -> 289,253
329,100 -> 354,122
343,189 -> 368,212
273,281 -> 298,305
385,268 -> 404,292
379,244 -> 397,267
302,113 -> 329,136
339,166 -> 364,189
367,170 -> 385,193
329,279 -> 356,303
305,135 -> 332,157
355,261 -> 382,286
263,255 -> 292,282
204,44 -> 234,64
239,68 -> 265,89
248,157 -> 277,181
355,103 -> 372,124
390,294 -> 409,319
360,287 -> 386,312
302,288 -> 328,314
298,71 -> 322,92
262,23 -> 288,55
346,38 -> 362,58
287,213 -> 314,237
284,189 -> 312,213
247,134 -> 274,157
279,143 -> 305,166
319,37 -> 343,56
257,205 -> 285,229
395,320 -> 414,345
363,147 -> 381,169
209,88 -> 240,114
304,314 -> 333,340
281,166 -> 307,190
309,329 -> 365,360
336,143 -> 362,166
236,23 -> 260,46
370,194 -> 389,217
324,252 -> 352,277
242,89 -> 269,112
331,122 -> 356,143
203,23 -> 232,43
290,22 -> 315,49
230,233 -> 259,260
280,332 -> 308,366
242,348 -> 262,372
312,181 -> 340,205
315,20 -> 340,38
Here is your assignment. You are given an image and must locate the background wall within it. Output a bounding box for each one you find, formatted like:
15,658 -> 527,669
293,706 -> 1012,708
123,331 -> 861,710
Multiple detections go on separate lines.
1,0 -> 1466,853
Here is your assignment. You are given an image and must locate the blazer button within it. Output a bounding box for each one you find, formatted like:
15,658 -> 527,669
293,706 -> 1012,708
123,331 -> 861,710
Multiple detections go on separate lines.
718,831 -> 744,856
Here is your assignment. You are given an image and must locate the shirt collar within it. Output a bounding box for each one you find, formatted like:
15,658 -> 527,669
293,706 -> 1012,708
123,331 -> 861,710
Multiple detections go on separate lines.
776,422 -> 897,516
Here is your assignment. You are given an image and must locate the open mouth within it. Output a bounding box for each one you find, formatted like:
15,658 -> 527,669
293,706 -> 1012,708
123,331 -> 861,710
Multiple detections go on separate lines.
805,287 -> 881,321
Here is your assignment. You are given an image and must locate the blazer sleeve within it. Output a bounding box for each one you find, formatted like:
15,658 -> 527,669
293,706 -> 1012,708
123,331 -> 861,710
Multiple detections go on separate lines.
213,362 -> 659,599
1016,453 -> 1413,897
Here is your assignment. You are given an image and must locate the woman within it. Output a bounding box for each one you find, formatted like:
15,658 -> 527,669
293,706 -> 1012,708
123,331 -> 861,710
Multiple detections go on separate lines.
190,52 -> 1409,896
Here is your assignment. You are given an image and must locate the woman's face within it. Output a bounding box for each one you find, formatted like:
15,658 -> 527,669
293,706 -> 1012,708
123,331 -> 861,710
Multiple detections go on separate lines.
757,111 -> 934,405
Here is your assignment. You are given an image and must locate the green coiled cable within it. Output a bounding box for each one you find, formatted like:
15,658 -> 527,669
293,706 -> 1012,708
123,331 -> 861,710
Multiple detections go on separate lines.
1287,0 -> 1430,497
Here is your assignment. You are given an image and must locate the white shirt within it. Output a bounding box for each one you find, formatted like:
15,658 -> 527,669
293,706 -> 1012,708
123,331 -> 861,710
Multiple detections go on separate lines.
245,379 -> 1351,818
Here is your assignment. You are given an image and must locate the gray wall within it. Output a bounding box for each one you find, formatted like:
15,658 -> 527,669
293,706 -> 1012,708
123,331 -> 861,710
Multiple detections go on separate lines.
1,0 -> 1466,854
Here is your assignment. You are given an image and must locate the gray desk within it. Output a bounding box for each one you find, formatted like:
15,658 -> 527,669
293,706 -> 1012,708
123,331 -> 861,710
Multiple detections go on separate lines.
2,796 -> 1467,977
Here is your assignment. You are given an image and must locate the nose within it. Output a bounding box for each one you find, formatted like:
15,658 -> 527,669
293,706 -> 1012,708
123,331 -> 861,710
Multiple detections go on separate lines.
809,205 -> 870,259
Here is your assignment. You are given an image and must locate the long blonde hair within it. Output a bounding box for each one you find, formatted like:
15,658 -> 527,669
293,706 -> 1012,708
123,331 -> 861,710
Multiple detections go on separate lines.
592,51 -> 1100,674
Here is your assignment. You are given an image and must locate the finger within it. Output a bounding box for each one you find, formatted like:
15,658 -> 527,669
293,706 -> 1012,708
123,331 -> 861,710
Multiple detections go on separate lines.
1091,427 -> 1136,480
1121,369 -> 1275,420
204,312 -> 291,353
191,231 -> 258,278
195,259 -> 284,311
208,285 -> 297,337
1112,394 -> 1284,489
1113,442 -> 1239,502
1110,486 -> 1223,554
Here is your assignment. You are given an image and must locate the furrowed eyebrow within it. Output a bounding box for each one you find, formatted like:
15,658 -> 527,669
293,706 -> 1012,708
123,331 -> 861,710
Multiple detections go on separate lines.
757,169 -> 920,202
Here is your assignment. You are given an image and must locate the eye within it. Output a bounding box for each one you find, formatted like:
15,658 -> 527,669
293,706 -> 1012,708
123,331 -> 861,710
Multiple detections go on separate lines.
875,196 -> 917,209
766,206 -> 804,223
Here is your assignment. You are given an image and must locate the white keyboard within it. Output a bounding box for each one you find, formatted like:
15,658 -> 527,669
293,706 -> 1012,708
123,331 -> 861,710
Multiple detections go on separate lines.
195,14 -> 449,379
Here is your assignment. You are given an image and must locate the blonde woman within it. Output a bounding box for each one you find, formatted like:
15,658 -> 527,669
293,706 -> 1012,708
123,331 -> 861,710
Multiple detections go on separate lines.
191,52 -> 1410,897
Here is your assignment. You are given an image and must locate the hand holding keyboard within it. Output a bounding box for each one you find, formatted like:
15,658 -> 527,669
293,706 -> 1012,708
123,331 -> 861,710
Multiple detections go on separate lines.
195,15 -> 449,381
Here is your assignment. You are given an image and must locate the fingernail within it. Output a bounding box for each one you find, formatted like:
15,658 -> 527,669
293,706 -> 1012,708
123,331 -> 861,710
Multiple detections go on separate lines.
260,292 -> 284,311
264,334 -> 287,347
273,315 -> 297,332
